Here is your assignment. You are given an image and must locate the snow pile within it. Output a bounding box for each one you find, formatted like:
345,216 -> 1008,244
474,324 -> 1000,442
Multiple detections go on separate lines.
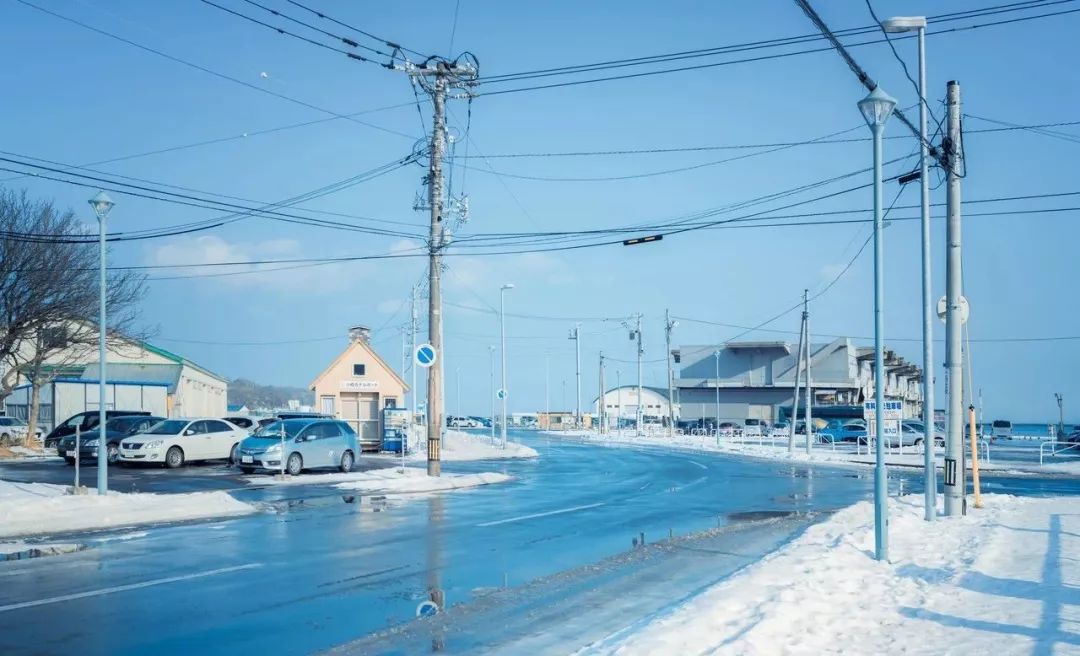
596,494 -> 1079,655
418,429 -> 538,461
0,480 -> 256,539
246,467 -> 512,493
0,445 -> 60,460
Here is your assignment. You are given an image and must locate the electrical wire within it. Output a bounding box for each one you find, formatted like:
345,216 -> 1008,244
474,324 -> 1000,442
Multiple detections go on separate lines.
475,4 -> 1080,97
13,0 -> 416,140
283,0 -> 433,60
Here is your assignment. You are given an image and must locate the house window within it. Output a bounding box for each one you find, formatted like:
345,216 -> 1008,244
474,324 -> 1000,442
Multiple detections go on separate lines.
353,364 -> 366,376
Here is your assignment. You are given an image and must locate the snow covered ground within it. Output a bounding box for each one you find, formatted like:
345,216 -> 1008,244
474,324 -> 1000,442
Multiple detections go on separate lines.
590,494 -> 1079,655
0,540 -> 82,561
0,480 -> 256,539
389,429 -> 539,462
244,466 -> 512,493
542,430 -> 1080,476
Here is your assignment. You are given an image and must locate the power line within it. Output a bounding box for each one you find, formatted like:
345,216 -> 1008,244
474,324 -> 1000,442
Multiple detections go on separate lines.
238,0 -> 392,57
475,4 -> 1079,96
13,0 -> 416,140
965,113 -> 1080,145
198,0 -> 393,67
283,0 -> 433,60
481,0 -> 1069,85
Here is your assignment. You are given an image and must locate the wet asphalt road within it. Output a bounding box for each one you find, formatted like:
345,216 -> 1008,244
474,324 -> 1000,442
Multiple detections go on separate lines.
1,432 -> 1078,655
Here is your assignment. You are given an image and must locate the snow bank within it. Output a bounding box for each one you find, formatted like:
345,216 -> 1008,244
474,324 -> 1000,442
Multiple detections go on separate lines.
0,480 -> 256,539
245,467 -> 512,493
0,445 -> 60,460
596,494 -> 1079,655
413,429 -> 538,461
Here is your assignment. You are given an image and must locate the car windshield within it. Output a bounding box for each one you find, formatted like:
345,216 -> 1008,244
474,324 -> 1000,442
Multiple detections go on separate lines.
106,417 -> 146,432
252,421 -> 306,439
145,419 -> 189,435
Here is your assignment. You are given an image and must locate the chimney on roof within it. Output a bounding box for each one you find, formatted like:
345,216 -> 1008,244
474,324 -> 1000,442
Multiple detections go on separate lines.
348,325 -> 371,343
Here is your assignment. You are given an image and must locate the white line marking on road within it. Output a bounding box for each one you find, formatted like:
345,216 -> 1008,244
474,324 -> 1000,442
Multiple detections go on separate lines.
0,563 -> 261,613
685,459 -> 708,470
476,502 -> 605,527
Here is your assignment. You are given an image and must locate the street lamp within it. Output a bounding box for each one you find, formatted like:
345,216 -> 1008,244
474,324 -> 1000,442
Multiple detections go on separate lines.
499,283 -> 514,448
858,85 -> 897,562
88,191 -> 114,496
882,15 -> 935,523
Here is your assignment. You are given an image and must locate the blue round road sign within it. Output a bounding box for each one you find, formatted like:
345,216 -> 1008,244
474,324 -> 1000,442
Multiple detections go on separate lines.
415,343 -> 437,368
416,600 -> 439,618
496,388 -> 507,400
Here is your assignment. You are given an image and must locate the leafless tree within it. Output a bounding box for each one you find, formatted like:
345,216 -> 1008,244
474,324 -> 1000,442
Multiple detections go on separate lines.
0,189 -> 146,444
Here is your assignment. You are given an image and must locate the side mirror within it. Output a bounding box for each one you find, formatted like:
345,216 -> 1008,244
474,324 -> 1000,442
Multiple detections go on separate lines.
184,429 -> 195,436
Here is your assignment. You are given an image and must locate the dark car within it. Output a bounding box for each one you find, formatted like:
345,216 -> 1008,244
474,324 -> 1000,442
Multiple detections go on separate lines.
57,415 -> 164,465
44,410 -> 152,450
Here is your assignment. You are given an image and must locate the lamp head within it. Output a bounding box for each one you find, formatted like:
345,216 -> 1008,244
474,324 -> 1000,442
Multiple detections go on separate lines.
88,191 -> 115,218
858,86 -> 898,128
881,16 -> 926,33
501,283 -> 515,290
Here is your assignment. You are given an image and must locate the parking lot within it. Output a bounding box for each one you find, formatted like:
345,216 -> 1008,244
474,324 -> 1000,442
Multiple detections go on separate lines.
0,455 -> 391,494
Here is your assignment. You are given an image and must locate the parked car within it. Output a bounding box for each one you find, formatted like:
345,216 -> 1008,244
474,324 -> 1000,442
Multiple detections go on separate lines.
118,418 -> 247,468
276,412 -> 332,421
57,415 -> 164,465
991,419 -> 1013,439
717,421 -> 740,436
902,420 -> 946,447
743,418 -> 767,436
0,417 -> 35,445
820,419 -> 867,443
236,418 -> 359,476
44,410 -> 151,450
223,415 -> 276,431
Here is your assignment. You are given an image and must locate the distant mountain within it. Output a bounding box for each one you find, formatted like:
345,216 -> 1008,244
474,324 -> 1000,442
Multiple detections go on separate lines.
228,378 -> 313,411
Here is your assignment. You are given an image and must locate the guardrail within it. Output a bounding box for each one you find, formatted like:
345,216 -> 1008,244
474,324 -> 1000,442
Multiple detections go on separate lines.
1039,440 -> 1080,465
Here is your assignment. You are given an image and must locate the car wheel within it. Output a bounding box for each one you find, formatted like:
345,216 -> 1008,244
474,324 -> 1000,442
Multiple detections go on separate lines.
239,466 -> 255,475
229,443 -> 239,466
165,446 -> 185,469
339,450 -> 354,473
106,444 -> 120,464
914,438 -> 923,447
286,452 -> 302,476
0,432 -> 10,445
64,457 -> 75,466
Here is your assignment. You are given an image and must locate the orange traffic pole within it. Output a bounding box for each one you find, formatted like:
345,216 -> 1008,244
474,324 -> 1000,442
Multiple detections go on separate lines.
969,404 -> 983,509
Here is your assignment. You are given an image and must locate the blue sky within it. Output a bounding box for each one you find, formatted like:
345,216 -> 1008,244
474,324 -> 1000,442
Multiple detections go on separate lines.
2,0 -> 1077,422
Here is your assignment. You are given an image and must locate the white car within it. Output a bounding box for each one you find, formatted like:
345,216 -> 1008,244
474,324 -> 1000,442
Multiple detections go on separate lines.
0,417 -> 34,444
119,418 -> 247,468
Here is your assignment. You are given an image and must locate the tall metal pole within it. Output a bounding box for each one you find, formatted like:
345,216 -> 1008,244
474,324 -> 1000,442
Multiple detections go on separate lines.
665,310 -> 676,437
871,118 -> 889,560
713,350 -> 721,431
500,284 -> 511,448
88,194 -> 114,496
489,346 -> 496,442
803,290 -> 813,454
916,23 -> 938,522
616,370 -> 622,435
545,352 -> 550,420
943,80 -> 965,516
789,314 -> 805,454
598,352 -> 605,434
1055,393 -> 1064,438
636,314 -> 644,435
571,323 -> 582,428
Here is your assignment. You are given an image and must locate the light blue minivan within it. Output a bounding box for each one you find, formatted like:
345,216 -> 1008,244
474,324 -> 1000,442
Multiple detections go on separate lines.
236,418 -> 359,475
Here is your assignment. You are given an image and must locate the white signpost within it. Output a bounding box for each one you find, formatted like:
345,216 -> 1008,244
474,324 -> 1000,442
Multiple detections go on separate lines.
864,399 -> 903,454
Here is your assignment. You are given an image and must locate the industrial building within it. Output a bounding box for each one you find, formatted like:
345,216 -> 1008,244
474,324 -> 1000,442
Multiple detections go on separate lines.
4,333 -> 227,432
593,385 -> 676,429
673,338 -> 922,425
